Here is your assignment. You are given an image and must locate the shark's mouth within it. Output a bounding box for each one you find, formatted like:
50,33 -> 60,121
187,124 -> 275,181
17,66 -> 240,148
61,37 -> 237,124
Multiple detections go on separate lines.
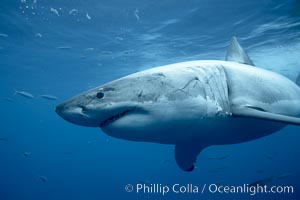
99,109 -> 132,127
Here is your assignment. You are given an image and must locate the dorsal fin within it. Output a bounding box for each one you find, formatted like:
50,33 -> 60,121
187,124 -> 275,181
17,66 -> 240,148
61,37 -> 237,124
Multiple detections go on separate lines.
296,72 -> 300,87
225,36 -> 254,66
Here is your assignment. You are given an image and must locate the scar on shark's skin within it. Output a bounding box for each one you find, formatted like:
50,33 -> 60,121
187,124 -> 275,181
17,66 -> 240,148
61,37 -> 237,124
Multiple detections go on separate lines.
167,77 -> 203,98
56,37 -> 300,172
181,78 -> 200,93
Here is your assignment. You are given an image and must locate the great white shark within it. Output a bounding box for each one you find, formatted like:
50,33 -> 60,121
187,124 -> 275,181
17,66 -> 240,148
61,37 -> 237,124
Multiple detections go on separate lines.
56,37 -> 300,172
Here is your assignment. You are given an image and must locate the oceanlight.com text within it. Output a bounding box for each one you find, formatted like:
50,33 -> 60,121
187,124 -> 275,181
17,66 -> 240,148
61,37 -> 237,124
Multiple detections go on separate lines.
124,183 -> 294,196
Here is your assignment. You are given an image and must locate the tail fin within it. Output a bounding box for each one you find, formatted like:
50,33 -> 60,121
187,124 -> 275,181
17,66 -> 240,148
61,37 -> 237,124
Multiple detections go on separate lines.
14,89 -> 18,95
296,72 -> 300,87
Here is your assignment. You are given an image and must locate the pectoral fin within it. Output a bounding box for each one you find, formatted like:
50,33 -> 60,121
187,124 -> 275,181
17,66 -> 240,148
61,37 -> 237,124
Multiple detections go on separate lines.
232,106 -> 300,126
174,143 -> 206,172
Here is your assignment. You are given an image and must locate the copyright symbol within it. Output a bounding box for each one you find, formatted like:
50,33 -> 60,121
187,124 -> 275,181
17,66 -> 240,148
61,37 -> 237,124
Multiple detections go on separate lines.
125,184 -> 134,192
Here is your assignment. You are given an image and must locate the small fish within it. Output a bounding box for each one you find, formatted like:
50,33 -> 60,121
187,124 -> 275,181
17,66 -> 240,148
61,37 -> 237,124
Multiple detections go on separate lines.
87,139 -> 97,144
86,13 -> 91,20
0,33 -> 8,37
208,155 -> 230,160
39,176 -> 48,183
50,8 -> 59,16
69,9 -> 78,15
0,97 -> 14,102
249,176 -> 273,187
123,50 -> 135,55
85,47 -> 94,51
15,91 -> 34,99
57,46 -> 71,50
35,33 -> 42,38
134,8 -> 140,20
277,172 -> 293,180
23,152 -> 31,157
265,152 -> 278,160
0,138 -> 8,142
101,51 -> 112,54
40,95 -> 58,100
180,50 -> 187,55
115,36 -> 124,41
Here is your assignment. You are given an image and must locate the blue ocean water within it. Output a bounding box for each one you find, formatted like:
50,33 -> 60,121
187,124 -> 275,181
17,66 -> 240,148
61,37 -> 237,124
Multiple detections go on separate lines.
1,0 -> 300,199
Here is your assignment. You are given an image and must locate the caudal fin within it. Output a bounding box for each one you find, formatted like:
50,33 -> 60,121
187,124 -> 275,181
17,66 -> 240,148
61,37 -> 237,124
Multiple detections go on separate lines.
13,89 -> 18,95
296,72 -> 300,87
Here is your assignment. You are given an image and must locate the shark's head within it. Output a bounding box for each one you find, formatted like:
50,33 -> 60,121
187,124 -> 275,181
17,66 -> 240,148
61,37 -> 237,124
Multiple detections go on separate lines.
56,79 -> 146,123
55,85 -> 136,128
55,73 -> 175,142
56,68 -> 222,143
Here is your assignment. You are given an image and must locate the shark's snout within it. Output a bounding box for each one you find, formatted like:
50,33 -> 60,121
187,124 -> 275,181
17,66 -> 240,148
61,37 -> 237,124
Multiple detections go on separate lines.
55,102 -> 96,127
55,103 -> 66,115
56,103 -> 84,114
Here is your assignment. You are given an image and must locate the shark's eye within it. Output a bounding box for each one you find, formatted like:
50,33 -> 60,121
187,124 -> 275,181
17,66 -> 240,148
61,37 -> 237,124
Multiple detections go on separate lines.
96,92 -> 104,99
